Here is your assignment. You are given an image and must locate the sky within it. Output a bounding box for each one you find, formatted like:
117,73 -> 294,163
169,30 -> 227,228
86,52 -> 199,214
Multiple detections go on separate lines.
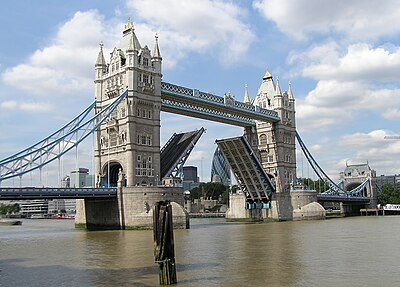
1,0 -> 400,186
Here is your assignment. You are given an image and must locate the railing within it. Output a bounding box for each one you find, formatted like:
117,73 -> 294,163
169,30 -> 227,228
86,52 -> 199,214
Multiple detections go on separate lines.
0,187 -> 117,200
161,82 -> 280,122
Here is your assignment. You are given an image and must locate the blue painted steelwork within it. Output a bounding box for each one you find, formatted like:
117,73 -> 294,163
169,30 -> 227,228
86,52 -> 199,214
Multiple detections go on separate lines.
161,82 -> 280,126
317,193 -> 370,203
296,131 -> 370,202
0,102 -> 95,165
0,187 -> 116,200
216,136 -> 275,205
0,90 -> 128,181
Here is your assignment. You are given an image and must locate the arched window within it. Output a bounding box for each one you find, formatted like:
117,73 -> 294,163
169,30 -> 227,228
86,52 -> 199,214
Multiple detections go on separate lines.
259,134 -> 268,145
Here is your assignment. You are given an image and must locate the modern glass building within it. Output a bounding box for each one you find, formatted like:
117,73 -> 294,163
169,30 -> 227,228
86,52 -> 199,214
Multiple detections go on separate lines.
211,147 -> 231,186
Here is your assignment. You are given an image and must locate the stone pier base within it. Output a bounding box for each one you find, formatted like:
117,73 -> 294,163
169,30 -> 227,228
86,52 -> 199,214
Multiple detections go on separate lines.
75,186 -> 189,230
226,191 -> 326,222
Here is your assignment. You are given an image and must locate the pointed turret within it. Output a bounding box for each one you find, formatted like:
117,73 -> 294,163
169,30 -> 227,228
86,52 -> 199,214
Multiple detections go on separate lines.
263,67 -> 273,80
120,18 -> 141,52
275,77 -> 282,96
95,42 -> 106,67
243,84 -> 251,104
288,81 -> 295,101
152,34 -> 162,60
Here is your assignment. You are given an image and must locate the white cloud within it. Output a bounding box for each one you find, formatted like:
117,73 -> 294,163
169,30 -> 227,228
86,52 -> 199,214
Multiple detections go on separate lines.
2,10 -> 108,97
0,100 -> 52,112
292,41 -> 400,130
127,0 -> 255,67
337,130 -> 400,174
253,0 -> 400,41
299,43 -> 400,82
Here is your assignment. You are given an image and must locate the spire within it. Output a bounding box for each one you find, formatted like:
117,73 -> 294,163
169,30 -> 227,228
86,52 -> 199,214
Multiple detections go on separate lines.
288,81 -> 295,101
123,17 -> 134,34
263,67 -> 273,80
275,77 -> 282,96
95,41 -> 106,66
152,33 -> 162,60
243,84 -> 251,104
127,27 -> 141,51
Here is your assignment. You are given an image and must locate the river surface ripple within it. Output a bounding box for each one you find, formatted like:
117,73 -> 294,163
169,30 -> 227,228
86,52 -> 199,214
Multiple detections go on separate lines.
1,216 -> 400,287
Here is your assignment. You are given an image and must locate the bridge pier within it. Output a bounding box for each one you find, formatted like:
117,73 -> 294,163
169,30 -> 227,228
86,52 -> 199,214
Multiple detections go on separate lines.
226,191 -> 325,222
75,186 -> 189,230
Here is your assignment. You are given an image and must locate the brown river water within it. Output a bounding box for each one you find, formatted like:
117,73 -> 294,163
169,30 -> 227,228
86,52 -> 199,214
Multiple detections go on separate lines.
1,216 -> 400,287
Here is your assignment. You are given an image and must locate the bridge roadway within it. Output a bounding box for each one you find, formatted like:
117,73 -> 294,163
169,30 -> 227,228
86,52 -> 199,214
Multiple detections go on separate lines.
0,187 -> 371,204
0,187 -> 117,200
317,193 -> 370,203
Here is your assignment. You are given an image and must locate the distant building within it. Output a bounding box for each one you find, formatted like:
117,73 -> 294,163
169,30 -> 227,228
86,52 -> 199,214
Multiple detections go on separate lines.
70,168 -> 93,187
375,174 -> 400,189
182,166 -> 200,192
50,168 -> 93,214
20,200 -> 48,215
211,147 -> 231,186
183,166 -> 198,183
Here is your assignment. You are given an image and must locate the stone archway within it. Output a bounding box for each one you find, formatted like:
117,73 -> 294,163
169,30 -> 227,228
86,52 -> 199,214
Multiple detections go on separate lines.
103,162 -> 123,187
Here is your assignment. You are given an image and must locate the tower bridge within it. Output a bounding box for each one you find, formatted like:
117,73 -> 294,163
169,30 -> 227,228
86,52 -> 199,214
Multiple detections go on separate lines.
0,19 -> 373,228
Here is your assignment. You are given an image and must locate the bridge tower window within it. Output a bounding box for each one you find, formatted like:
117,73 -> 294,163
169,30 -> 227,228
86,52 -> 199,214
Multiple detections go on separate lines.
259,134 -> 268,145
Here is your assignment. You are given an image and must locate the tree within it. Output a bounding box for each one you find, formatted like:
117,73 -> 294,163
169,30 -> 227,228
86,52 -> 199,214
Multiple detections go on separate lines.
189,182 -> 230,202
378,184 -> 400,205
298,178 -> 329,193
0,203 -> 20,215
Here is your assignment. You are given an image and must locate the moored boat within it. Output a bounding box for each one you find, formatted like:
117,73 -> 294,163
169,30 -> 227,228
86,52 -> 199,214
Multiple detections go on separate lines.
0,220 -> 22,226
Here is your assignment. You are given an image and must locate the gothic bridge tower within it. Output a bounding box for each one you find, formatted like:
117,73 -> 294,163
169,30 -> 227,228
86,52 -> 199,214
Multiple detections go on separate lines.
76,19 -> 188,230
94,19 -> 162,187
250,69 -> 296,193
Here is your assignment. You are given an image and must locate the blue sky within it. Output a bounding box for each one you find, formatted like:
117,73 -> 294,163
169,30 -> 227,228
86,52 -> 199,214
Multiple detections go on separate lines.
1,0 -> 400,186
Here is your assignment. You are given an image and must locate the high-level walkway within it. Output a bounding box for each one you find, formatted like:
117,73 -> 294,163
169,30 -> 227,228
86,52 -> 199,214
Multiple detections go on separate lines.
161,82 -> 280,127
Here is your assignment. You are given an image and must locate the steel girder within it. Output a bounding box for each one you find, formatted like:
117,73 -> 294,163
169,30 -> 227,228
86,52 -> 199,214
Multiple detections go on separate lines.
160,128 -> 205,179
160,82 -> 280,127
216,136 -> 275,203
0,187 -> 117,200
0,90 -> 128,181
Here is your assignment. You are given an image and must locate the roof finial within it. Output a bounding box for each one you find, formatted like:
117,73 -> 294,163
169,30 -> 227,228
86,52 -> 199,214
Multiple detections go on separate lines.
288,80 -> 295,101
96,41 -> 106,66
275,77 -> 282,95
152,33 -> 162,59
123,17 -> 134,34
244,84 -> 251,104
263,67 -> 273,80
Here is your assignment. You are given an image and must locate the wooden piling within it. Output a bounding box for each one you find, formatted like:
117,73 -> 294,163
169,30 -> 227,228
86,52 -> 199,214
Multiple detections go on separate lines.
153,201 -> 177,285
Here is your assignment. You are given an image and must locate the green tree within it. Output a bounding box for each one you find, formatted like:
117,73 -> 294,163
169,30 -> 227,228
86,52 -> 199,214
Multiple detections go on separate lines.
378,184 -> 400,205
299,178 -> 330,193
0,203 -> 20,215
189,182 -> 230,202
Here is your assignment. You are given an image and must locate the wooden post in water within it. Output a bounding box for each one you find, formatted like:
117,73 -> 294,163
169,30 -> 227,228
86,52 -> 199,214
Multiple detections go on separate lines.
153,200 -> 177,285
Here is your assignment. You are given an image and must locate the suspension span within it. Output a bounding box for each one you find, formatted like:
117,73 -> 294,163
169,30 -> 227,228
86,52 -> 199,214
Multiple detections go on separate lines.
0,90 -> 128,181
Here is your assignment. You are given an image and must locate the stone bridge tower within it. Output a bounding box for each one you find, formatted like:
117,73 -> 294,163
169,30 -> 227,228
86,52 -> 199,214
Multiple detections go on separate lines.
251,69 -> 296,193
94,19 -> 162,188
76,19 -> 188,230
339,163 -> 378,208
